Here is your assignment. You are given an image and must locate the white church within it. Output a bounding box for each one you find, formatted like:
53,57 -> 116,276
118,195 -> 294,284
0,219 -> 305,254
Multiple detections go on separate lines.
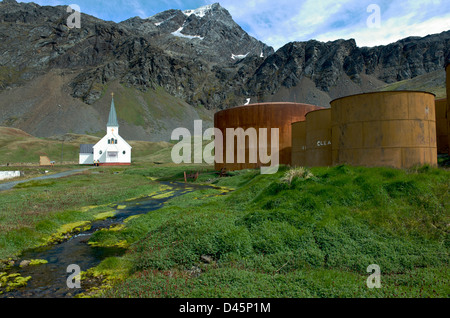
79,94 -> 132,165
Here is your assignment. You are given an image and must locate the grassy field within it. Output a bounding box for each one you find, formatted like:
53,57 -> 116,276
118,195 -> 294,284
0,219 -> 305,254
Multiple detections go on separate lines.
0,138 -> 449,297
86,165 -> 448,298
0,163 -> 215,260
0,126 -> 174,166
12,163 -> 441,298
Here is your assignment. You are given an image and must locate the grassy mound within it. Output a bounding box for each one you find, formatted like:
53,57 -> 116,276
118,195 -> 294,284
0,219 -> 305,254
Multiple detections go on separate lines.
91,165 -> 449,298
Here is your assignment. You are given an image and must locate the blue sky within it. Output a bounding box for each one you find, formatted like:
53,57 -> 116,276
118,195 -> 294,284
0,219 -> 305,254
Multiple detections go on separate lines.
17,0 -> 450,50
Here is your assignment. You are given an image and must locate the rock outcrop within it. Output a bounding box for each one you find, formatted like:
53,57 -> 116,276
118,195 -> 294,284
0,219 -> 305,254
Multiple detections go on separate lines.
0,0 -> 449,140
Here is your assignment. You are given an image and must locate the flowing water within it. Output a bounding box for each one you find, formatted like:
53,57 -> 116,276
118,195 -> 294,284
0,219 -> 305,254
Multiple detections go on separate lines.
1,181 -> 211,298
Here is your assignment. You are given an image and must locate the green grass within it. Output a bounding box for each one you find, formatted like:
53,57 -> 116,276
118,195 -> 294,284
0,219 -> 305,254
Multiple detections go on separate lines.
0,66 -> 25,88
0,126 -> 175,164
378,69 -> 446,99
101,83 -> 213,130
0,163 -> 220,259
114,86 -> 147,127
81,164 -> 449,298
103,266 -> 449,298
1,162 -> 448,297
0,136 -> 79,164
0,166 -> 165,258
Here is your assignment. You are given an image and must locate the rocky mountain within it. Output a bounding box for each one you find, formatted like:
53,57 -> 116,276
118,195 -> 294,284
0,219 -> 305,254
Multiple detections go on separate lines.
120,3 -> 273,64
247,34 -> 450,106
0,0 -> 449,141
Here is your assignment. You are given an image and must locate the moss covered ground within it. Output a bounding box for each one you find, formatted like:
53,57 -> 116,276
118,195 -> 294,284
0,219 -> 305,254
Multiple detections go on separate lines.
0,162 -> 448,298
85,164 -> 449,298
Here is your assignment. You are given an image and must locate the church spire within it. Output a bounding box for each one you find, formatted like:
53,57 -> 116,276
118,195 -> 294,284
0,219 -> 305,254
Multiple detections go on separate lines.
107,92 -> 119,127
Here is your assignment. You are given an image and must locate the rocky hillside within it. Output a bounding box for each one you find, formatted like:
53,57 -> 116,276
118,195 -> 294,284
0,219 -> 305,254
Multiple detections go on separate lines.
247,34 -> 450,105
0,0 -> 449,141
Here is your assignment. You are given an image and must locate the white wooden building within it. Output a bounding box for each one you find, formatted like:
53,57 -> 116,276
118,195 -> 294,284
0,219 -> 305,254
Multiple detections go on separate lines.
79,94 -> 132,165
79,144 -> 94,165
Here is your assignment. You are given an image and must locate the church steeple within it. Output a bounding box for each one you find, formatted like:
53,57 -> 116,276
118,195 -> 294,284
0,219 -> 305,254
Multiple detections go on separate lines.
107,93 -> 119,128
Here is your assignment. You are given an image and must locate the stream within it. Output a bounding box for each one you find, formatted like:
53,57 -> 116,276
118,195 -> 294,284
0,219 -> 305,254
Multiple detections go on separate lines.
1,181 -> 211,298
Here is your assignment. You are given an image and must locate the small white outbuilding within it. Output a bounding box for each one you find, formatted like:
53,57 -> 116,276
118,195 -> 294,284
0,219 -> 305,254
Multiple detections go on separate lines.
79,93 -> 132,165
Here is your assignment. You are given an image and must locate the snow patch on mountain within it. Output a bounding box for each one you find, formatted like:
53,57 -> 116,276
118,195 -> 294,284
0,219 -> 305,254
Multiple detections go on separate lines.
231,53 -> 249,60
183,4 -> 213,18
171,27 -> 204,40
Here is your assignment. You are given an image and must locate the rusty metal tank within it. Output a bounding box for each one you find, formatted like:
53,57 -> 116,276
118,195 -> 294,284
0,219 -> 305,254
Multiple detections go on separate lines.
447,63 -> 450,155
435,98 -> 448,154
330,91 -> 437,169
291,121 -> 307,167
305,109 -> 332,167
214,102 -> 323,171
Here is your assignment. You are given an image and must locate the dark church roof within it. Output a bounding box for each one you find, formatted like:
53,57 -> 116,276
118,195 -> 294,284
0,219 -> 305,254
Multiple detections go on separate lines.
79,144 -> 94,154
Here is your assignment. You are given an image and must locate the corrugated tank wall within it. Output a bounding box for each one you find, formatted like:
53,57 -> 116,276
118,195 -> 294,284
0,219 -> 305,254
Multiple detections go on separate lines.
291,121 -> 307,167
330,91 -> 437,169
214,102 -> 323,171
305,109 -> 332,167
435,98 -> 448,154
447,64 -> 450,155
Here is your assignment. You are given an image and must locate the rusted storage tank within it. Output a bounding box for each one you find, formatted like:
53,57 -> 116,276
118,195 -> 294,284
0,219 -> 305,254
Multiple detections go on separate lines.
291,121 -> 307,167
447,63 -> 450,155
214,102 -> 323,171
305,109 -> 332,167
435,98 -> 448,154
330,91 -> 437,169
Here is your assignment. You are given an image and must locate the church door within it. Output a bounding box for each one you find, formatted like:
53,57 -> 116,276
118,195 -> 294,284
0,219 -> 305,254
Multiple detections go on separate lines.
107,151 -> 118,163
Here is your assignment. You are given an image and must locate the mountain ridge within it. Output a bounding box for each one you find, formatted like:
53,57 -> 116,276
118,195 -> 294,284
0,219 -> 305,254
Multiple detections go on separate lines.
0,0 -> 449,141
